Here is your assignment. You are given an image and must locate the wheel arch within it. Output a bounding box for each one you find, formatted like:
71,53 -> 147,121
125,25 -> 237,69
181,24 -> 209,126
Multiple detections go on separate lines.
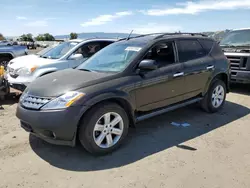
0,53 -> 14,60
203,72 -> 229,96
73,94 -> 136,146
77,93 -> 136,128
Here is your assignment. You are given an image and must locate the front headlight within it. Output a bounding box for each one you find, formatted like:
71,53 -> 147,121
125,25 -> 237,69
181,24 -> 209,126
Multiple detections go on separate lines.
16,66 -> 37,76
19,89 -> 28,102
41,91 -> 85,110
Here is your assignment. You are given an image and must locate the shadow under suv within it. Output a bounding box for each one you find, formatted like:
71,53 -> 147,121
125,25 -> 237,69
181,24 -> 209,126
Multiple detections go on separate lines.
16,33 -> 230,155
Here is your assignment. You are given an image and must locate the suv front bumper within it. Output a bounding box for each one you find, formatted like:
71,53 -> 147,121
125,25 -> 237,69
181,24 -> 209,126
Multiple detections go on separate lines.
16,104 -> 85,146
231,70 -> 250,84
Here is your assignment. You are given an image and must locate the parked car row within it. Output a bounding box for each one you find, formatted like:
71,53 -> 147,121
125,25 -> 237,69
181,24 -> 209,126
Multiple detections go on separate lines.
6,32 -> 232,155
0,45 -> 28,70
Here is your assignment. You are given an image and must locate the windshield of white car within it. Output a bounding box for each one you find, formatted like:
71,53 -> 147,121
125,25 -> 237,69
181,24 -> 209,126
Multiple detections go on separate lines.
40,41 -> 79,59
36,47 -> 53,56
220,30 -> 250,47
77,41 -> 146,73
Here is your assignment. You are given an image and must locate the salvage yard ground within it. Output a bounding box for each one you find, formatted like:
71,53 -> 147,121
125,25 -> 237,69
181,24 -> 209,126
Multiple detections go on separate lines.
0,84 -> 249,188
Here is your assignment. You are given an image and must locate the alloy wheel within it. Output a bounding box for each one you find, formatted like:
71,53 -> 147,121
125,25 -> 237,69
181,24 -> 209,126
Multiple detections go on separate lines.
93,112 -> 124,148
211,85 -> 225,108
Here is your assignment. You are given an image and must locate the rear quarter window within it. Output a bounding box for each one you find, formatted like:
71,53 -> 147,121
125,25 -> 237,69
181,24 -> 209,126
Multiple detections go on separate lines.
210,43 -> 224,57
198,39 -> 214,54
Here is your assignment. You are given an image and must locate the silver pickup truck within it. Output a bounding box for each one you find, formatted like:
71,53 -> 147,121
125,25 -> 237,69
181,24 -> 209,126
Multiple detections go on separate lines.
0,45 -> 28,69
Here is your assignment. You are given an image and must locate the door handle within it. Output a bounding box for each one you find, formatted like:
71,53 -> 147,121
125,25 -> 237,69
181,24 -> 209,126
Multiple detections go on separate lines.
207,65 -> 215,70
173,72 -> 184,77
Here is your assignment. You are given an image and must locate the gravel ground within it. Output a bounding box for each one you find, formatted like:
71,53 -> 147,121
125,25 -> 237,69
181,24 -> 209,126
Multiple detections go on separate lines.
0,84 -> 250,188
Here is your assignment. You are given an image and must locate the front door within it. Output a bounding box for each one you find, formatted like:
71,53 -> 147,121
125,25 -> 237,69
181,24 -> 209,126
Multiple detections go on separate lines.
135,41 -> 185,112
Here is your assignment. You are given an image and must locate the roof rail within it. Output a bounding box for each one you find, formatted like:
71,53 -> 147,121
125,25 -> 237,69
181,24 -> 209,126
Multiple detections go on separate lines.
118,33 -> 165,41
154,32 -> 207,39
117,32 -> 207,41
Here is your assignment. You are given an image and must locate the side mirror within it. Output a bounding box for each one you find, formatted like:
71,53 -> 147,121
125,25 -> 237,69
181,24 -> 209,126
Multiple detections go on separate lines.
69,53 -> 83,60
138,59 -> 158,70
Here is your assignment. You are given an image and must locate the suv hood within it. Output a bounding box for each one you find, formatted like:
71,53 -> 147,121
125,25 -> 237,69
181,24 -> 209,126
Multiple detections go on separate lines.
9,55 -> 57,69
26,69 -> 112,97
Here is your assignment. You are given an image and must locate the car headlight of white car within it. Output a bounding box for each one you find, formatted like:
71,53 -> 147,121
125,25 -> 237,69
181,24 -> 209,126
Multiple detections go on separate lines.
16,66 -> 37,76
41,91 -> 85,110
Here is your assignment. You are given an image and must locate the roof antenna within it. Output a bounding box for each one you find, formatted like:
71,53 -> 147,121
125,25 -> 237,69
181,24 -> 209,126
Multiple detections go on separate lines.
126,30 -> 133,40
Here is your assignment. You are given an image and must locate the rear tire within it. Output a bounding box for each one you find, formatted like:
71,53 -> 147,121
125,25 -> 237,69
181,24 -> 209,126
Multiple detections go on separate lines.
78,103 -> 129,155
201,79 -> 226,113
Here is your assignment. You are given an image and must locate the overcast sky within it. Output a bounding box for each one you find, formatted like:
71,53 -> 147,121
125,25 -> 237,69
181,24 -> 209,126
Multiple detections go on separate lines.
1,0 -> 250,36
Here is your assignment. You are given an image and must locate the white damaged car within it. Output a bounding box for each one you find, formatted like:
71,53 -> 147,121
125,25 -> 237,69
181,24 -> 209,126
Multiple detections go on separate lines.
6,39 -> 115,91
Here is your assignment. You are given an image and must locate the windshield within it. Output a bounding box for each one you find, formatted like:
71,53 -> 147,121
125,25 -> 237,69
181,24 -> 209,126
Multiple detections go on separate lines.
77,41 -> 146,73
41,41 -> 79,59
220,30 -> 250,47
36,46 -> 53,56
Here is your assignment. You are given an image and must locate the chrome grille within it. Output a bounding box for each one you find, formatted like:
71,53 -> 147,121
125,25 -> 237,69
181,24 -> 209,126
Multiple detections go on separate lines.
22,95 -> 52,110
227,56 -> 241,70
225,56 -> 249,70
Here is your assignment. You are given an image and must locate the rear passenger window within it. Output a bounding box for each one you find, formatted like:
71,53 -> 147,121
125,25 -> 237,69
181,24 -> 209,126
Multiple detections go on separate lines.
177,40 -> 206,62
198,39 -> 214,54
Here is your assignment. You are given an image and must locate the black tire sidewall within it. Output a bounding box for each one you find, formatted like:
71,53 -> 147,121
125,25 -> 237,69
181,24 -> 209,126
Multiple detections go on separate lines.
207,79 -> 226,112
79,103 -> 129,155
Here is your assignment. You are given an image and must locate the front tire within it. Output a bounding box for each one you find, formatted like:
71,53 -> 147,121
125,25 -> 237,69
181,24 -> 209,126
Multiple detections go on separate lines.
78,103 -> 129,155
201,79 -> 226,113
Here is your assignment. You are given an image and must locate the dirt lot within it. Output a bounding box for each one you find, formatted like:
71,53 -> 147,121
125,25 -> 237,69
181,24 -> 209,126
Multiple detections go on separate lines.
0,85 -> 250,188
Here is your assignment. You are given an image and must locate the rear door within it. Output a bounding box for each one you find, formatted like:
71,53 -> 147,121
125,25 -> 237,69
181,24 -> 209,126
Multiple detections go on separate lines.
177,39 -> 215,100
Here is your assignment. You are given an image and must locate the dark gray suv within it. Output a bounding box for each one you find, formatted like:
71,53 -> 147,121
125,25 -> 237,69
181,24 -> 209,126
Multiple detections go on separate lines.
16,33 -> 230,155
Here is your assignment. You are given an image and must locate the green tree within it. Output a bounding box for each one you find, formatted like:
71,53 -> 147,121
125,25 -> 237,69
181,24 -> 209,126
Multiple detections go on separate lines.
0,33 -> 5,40
70,32 -> 78,39
35,33 -> 55,41
35,34 -> 45,41
20,34 -> 27,41
44,33 -> 55,41
26,33 -> 33,41
20,34 -> 33,41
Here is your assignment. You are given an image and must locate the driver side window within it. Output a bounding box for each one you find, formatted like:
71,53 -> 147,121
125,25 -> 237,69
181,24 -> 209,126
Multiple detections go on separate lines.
74,42 -> 102,58
143,41 -> 175,68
